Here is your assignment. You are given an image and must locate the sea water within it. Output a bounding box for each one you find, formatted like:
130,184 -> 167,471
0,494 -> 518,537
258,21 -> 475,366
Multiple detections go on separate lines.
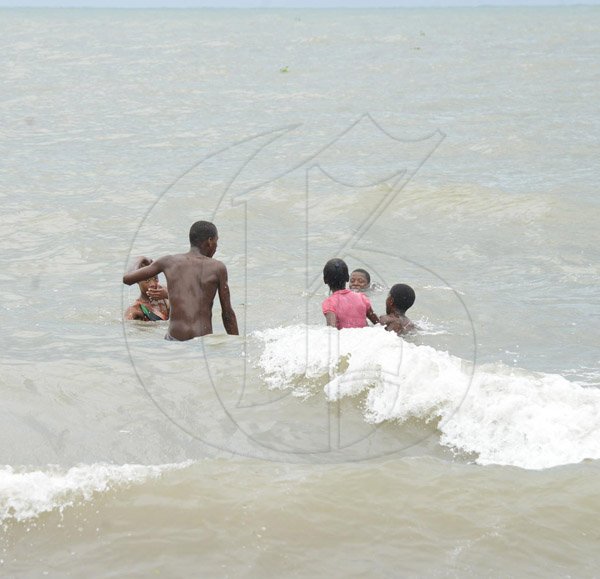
1,6 -> 599,577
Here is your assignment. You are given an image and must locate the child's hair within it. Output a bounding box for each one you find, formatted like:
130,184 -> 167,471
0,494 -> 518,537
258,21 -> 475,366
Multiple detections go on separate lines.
323,258 -> 349,291
351,268 -> 371,284
134,257 -> 156,281
189,221 -> 217,247
389,284 -> 415,312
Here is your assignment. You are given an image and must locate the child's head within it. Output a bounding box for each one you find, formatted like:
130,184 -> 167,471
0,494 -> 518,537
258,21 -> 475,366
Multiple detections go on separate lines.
387,283 -> 415,314
323,258 -> 349,292
139,275 -> 159,296
189,220 -> 218,255
349,268 -> 371,292
135,259 -> 159,296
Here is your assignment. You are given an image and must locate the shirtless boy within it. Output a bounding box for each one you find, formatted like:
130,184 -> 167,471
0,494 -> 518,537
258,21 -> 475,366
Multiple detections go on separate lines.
379,283 -> 416,335
123,221 -> 239,340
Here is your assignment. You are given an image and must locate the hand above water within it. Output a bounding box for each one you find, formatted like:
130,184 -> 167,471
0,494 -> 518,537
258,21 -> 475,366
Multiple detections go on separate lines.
147,284 -> 168,301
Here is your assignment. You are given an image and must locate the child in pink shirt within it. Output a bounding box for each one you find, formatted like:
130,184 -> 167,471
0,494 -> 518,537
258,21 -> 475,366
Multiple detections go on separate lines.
322,258 -> 379,329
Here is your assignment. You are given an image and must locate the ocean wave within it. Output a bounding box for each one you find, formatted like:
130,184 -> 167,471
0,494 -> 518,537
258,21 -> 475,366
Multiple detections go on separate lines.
254,325 -> 600,470
0,461 -> 192,523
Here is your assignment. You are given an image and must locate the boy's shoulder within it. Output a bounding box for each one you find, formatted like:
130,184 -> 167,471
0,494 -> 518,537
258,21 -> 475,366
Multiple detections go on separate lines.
152,253 -> 178,267
182,253 -> 228,274
380,314 -> 414,335
203,256 -> 227,273
165,252 -> 224,265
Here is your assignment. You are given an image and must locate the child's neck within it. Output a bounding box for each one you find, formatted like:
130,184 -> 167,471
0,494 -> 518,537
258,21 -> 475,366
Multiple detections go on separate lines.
389,308 -> 406,317
190,245 -> 211,258
330,285 -> 346,293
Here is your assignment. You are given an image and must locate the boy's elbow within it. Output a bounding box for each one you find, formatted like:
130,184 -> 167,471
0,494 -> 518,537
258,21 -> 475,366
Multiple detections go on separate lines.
222,308 -> 236,322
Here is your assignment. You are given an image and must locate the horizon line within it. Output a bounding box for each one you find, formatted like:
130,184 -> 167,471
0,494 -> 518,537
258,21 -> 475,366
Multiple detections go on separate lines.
0,2 -> 597,7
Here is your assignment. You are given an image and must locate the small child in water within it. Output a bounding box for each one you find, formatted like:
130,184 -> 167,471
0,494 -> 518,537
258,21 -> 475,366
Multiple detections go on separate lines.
349,268 -> 371,292
322,258 -> 379,329
379,283 -> 416,335
124,257 -> 169,322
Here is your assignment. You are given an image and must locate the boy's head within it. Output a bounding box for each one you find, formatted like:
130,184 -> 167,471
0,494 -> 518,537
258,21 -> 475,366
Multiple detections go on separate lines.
387,283 -> 415,314
349,268 -> 370,292
189,221 -> 218,256
323,258 -> 349,291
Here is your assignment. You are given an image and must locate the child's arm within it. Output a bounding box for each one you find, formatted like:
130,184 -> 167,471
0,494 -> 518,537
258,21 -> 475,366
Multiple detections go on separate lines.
366,306 -> 379,325
363,295 -> 378,325
325,312 -> 337,327
124,304 -> 143,320
322,295 -> 337,328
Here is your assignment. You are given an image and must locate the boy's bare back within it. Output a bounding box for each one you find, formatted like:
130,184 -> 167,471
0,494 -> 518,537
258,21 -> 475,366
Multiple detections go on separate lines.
157,251 -> 235,340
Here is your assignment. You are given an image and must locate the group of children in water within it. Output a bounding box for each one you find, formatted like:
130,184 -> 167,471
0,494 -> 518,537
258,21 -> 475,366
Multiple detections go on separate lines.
322,259 -> 416,335
123,221 -> 416,340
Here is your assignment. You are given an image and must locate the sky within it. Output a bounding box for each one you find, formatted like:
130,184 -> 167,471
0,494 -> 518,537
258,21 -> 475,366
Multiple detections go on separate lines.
0,0 -> 598,6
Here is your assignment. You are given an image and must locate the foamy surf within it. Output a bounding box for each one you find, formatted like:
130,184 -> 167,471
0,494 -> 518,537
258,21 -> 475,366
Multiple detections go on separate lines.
0,461 -> 192,523
255,325 -> 600,470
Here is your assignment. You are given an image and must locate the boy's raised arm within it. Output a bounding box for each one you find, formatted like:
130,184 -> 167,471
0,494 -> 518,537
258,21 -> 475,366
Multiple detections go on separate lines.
123,256 -> 164,286
217,264 -> 239,335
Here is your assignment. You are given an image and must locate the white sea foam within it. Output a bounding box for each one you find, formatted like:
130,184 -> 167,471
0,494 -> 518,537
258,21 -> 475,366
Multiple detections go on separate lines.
413,317 -> 448,335
0,461 -> 191,523
255,326 -> 600,470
